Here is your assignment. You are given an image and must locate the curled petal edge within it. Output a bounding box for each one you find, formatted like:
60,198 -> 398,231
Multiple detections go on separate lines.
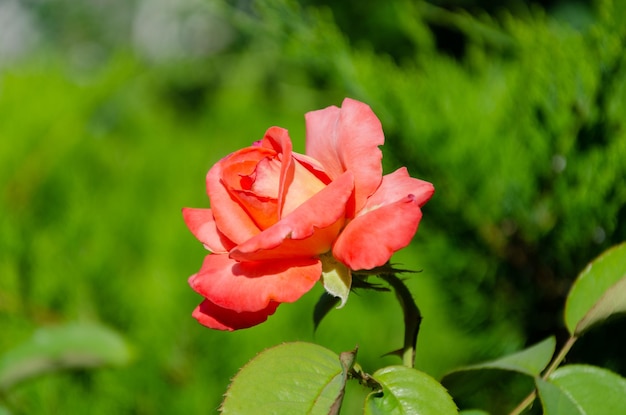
182,207 -> 235,253
362,167 -> 434,213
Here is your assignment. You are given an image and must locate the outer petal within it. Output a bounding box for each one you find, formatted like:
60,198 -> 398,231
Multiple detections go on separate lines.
304,105 -> 342,177
192,299 -> 279,331
305,98 -> 384,214
333,195 -> 424,270
189,254 -> 322,312
229,171 -> 354,261
182,208 -> 235,253
332,168 -> 434,270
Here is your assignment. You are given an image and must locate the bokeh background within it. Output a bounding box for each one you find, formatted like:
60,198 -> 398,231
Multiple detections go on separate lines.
1,0 -> 625,413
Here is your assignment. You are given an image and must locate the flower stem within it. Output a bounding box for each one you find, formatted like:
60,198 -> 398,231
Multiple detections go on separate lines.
542,335 -> 578,378
379,273 -> 422,368
508,335 -> 578,415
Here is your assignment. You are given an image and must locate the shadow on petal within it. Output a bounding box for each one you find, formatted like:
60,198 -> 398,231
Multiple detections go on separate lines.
192,299 -> 280,331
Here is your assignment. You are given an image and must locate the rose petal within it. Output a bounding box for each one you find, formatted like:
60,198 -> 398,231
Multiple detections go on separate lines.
182,207 -> 235,253
229,171 -> 354,261
207,149 -> 266,244
220,133 -> 291,230
251,129 -> 329,220
230,220 -> 345,262
259,127 -> 295,218
189,254 -> 322,312
361,167 -> 435,214
305,98 -> 384,214
281,158 -> 328,217
228,155 -> 281,230
333,168 -> 434,269
333,195 -> 425,271
304,105 -> 342,175
292,153 -> 332,185
192,298 -> 279,331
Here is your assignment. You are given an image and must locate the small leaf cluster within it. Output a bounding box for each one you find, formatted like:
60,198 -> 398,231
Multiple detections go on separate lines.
221,243 -> 626,414
221,342 -> 457,415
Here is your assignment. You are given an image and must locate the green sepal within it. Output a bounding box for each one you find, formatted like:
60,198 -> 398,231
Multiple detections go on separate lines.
320,253 -> 352,308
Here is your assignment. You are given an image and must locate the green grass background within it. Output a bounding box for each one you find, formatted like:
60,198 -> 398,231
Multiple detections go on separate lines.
1,0 -> 625,413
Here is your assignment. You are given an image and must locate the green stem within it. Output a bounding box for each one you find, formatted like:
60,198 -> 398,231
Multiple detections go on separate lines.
379,273 -> 422,368
508,391 -> 537,415
508,335 -> 578,415
542,336 -> 578,378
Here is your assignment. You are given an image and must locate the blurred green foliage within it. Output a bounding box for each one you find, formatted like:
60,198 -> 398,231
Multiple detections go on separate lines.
1,0 -> 625,413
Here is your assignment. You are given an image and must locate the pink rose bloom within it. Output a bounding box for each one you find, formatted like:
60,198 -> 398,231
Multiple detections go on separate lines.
183,98 -> 434,330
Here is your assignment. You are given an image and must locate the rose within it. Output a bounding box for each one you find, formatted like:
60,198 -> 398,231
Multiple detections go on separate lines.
183,98 -> 434,330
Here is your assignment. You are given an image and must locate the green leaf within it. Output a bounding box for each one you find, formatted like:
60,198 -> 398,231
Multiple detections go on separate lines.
440,338 -> 554,414
0,322 -> 132,391
546,365 -> 626,415
444,336 -> 556,378
320,253 -> 352,308
564,242 -> 626,336
535,378 -> 583,415
575,275 -> 626,335
459,410 -> 491,415
365,365 -> 458,415
221,342 -> 351,415
441,369 -> 533,415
